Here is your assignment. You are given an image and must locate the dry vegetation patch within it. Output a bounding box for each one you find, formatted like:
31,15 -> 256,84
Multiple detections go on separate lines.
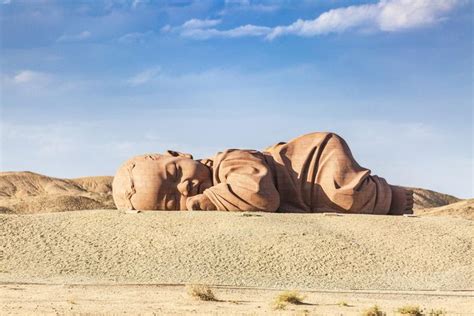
396,305 -> 424,316
272,290 -> 306,310
186,284 -> 217,301
362,305 -> 386,316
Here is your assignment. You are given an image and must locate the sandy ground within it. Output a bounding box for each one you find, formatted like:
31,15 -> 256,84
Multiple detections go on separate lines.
1,210 -> 472,290
1,210 -> 473,314
1,283 -> 473,315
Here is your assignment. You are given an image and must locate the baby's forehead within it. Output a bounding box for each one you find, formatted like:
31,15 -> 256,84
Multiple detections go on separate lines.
132,156 -> 178,179
113,154 -> 173,210
131,159 -> 175,209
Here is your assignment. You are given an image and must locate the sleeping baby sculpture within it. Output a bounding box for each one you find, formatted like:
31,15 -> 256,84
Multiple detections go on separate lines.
112,132 -> 413,214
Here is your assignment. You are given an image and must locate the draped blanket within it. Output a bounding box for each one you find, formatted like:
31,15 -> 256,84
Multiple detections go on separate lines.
204,132 -> 392,214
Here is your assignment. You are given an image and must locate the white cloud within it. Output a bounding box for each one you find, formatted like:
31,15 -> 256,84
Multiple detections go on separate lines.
377,0 -> 460,31
126,66 -> 161,86
181,24 -> 272,39
57,31 -> 91,42
166,19 -> 271,40
12,70 -> 50,84
167,0 -> 462,40
161,19 -> 224,37
1,70 -> 97,96
182,18 -> 222,29
268,0 -> 461,39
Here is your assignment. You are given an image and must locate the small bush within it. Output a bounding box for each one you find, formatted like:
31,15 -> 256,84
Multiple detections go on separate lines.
272,291 -> 306,310
186,284 -> 217,301
397,305 -> 423,316
362,305 -> 386,316
338,301 -> 349,307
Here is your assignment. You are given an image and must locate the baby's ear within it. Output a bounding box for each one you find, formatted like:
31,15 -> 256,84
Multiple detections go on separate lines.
165,150 -> 193,159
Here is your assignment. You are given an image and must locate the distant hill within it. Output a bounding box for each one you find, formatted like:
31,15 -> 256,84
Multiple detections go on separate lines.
0,171 -> 469,218
409,187 -> 460,210
0,172 -> 114,214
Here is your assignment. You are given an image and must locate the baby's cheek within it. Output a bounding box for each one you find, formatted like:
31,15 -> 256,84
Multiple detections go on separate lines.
131,189 -> 160,210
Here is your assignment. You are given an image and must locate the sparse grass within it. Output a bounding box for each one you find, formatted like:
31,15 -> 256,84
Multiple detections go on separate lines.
186,284 -> 217,301
67,298 -> 77,305
396,305 -> 424,316
272,291 -> 306,310
361,305 -> 386,316
427,308 -> 446,316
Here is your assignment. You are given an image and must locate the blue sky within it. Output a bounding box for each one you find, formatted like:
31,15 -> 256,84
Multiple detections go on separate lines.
0,0 -> 472,198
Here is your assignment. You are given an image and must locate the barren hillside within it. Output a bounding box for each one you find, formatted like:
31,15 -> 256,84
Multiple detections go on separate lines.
0,172 -> 114,214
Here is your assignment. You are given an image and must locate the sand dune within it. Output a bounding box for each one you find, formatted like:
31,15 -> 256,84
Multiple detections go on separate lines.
0,172 -> 114,214
0,210 -> 471,291
415,198 -> 474,220
0,171 -> 468,218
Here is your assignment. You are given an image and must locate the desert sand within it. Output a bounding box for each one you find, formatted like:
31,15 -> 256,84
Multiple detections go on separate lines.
1,209 -> 473,314
2,283 -> 472,315
0,171 -> 472,314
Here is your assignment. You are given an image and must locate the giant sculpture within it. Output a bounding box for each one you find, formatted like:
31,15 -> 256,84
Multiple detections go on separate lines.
113,132 -> 413,214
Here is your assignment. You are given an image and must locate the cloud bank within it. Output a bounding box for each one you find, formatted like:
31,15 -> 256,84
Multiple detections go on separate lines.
167,0 -> 462,40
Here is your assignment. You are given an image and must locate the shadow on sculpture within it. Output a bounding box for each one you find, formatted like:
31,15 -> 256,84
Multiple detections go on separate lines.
113,132 -> 413,215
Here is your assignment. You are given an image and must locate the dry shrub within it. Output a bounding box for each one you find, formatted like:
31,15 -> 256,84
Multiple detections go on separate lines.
397,305 -> 424,316
272,291 -> 306,310
186,284 -> 217,301
362,305 -> 386,316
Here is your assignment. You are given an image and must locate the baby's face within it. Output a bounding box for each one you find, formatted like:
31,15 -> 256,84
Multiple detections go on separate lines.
129,155 -> 212,210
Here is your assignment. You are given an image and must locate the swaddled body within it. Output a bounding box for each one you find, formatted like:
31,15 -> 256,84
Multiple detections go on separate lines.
113,132 -> 412,214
